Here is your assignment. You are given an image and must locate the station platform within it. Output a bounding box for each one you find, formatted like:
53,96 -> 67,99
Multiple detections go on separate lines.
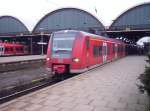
0,55 -> 46,64
0,56 -> 149,111
0,55 -> 47,73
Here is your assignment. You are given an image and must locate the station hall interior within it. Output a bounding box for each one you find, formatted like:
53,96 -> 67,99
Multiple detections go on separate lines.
0,1 -> 150,110
0,2 -> 150,55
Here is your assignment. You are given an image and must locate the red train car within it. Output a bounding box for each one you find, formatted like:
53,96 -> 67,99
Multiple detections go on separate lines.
46,30 -> 125,76
0,42 -> 28,56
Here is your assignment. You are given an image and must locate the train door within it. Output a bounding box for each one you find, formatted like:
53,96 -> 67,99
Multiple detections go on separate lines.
103,42 -> 107,63
115,44 -> 118,59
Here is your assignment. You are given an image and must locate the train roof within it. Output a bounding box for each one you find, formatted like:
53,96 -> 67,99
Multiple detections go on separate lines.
53,30 -> 125,44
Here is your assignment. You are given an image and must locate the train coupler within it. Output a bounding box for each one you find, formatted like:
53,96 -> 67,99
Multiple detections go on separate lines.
53,65 -> 66,74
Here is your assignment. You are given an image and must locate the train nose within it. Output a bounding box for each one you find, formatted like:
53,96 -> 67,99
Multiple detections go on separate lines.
53,65 -> 66,74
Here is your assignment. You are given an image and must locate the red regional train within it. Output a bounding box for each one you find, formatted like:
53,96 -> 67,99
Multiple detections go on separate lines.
46,30 -> 125,76
0,42 -> 28,56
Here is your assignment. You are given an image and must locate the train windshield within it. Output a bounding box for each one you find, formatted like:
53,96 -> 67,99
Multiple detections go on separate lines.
51,33 -> 76,58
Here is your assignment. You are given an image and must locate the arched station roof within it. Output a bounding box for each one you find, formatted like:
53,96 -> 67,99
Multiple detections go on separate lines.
0,16 -> 29,36
33,8 -> 106,35
109,3 -> 150,31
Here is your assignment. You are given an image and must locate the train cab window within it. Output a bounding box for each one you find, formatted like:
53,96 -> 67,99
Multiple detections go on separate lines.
51,33 -> 76,58
99,46 -> 102,56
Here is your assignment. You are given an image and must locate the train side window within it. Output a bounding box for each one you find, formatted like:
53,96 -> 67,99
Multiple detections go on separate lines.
9,48 -> 11,51
18,48 -> 20,51
103,46 -> 106,55
121,46 -> 123,52
24,47 -> 28,51
20,47 -> 23,51
120,45 -> 122,52
120,46 -> 122,52
118,46 -> 120,53
1,47 -> 3,52
97,46 -> 99,56
8,48 -> 11,51
5,48 -> 8,51
86,39 -> 89,49
113,44 -> 115,53
119,46 -> 121,53
93,45 -> 97,57
10,47 -> 13,51
17,48 -> 19,51
19,48 -> 22,51
99,46 -> 102,56
107,46 -> 110,55
123,46 -> 125,52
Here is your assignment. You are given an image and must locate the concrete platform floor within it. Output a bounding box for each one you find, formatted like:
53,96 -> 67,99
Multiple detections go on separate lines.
0,56 -> 149,111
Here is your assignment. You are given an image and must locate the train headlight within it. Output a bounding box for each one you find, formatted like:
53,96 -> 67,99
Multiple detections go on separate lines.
73,58 -> 80,62
46,58 -> 50,61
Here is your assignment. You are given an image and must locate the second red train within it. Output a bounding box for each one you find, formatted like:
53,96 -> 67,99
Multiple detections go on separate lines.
0,42 -> 28,56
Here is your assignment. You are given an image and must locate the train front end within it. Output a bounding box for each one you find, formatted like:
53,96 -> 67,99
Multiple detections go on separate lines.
46,30 -> 79,76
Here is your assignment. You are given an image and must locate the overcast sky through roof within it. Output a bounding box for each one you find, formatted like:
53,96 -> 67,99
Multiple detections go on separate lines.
0,0 -> 149,31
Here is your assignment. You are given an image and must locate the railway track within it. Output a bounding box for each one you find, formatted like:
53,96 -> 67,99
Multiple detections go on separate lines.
0,58 -> 49,104
0,59 -> 45,73
0,77 -> 52,104
0,73 -> 74,104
